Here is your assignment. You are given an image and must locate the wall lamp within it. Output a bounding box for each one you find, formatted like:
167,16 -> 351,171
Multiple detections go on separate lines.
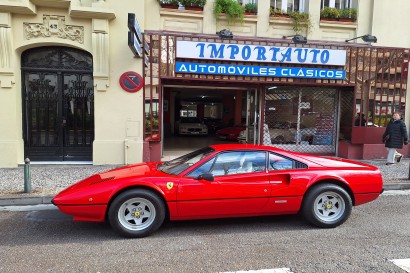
216,29 -> 233,39
345,34 -> 377,43
283,35 -> 308,44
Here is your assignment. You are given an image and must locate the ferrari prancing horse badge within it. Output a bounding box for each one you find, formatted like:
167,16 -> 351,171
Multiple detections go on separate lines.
166,182 -> 174,190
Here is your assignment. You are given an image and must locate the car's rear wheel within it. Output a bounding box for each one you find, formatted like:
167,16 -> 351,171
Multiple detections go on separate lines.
108,189 -> 165,238
301,183 -> 352,228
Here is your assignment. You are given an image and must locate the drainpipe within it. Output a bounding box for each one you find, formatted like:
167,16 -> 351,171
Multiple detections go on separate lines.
124,139 -> 129,165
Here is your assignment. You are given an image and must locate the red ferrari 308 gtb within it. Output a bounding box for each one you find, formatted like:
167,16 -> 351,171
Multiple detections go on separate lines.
52,144 -> 383,238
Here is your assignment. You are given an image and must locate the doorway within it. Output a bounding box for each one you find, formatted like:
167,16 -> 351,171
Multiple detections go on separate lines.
162,86 -> 261,159
22,47 -> 94,161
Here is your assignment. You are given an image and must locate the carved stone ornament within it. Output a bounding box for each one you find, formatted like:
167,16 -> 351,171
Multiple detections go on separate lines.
24,15 -> 84,44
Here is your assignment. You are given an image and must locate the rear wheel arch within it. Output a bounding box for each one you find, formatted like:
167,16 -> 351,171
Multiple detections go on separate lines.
301,181 -> 354,228
305,179 -> 355,206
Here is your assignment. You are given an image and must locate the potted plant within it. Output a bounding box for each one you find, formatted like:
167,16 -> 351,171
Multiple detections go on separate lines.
339,8 -> 357,22
244,3 -> 257,15
180,0 -> 207,11
320,7 -> 340,21
288,11 -> 312,34
214,0 -> 245,25
158,0 -> 179,9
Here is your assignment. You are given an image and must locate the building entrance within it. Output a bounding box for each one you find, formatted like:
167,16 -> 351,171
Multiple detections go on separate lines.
22,47 -> 94,161
161,86 -> 261,159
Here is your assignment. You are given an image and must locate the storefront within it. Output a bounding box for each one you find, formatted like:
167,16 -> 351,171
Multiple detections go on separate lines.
143,31 -> 409,161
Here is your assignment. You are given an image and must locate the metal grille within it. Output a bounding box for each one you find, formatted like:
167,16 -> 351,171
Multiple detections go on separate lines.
264,86 -> 338,154
339,88 -> 355,141
22,47 -> 94,161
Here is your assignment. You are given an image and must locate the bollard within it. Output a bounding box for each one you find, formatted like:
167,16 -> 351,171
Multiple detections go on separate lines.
24,158 -> 31,193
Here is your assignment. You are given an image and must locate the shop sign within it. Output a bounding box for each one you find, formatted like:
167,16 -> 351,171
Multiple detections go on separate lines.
119,71 -> 143,93
176,41 -> 346,66
128,13 -> 142,43
128,32 -> 142,57
127,13 -> 143,58
175,62 -> 345,79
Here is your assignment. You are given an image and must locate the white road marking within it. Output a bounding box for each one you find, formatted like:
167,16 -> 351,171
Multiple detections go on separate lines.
0,204 -> 56,212
382,190 -> 410,196
391,259 -> 410,272
218,269 -> 294,273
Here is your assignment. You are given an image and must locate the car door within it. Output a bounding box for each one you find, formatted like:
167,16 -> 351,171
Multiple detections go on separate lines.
267,152 -> 308,213
176,151 -> 271,218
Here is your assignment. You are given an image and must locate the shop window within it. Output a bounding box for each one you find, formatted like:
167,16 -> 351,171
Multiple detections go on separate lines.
264,87 -> 338,154
144,96 -> 160,141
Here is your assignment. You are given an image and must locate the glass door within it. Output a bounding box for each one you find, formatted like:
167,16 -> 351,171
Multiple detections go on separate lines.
245,89 -> 260,144
23,72 -> 62,160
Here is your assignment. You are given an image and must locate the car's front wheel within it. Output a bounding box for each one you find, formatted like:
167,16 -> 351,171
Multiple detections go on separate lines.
301,183 -> 352,228
108,189 -> 166,238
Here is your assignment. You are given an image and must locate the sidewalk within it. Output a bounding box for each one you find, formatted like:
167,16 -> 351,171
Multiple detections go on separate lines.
0,159 -> 409,206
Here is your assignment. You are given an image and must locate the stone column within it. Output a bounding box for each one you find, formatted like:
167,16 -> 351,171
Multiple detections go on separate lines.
0,12 -> 14,89
92,18 -> 109,91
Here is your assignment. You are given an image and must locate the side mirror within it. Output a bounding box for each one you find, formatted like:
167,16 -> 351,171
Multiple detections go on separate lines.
197,173 -> 214,181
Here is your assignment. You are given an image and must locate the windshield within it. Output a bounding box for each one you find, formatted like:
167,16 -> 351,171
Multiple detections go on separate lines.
158,147 -> 214,175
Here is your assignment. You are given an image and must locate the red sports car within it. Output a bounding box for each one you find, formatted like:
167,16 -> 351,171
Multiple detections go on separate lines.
215,126 -> 245,140
52,144 -> 383,238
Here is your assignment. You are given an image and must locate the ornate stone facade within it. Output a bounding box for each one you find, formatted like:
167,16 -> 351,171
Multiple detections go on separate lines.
24,15 -> 84,44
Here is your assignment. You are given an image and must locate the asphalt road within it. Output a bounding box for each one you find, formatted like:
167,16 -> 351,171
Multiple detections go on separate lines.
0,192 -> 410,273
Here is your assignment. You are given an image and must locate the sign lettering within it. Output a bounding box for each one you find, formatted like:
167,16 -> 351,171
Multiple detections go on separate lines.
177,41 -> 346,66
175,62 -> 346,79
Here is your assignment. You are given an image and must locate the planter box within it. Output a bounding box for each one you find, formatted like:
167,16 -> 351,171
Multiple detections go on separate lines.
185,6 -> 204,11
160,4 -> 178,9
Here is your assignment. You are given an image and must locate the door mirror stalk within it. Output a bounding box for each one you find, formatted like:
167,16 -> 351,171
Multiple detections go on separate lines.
197,173 -> 214,181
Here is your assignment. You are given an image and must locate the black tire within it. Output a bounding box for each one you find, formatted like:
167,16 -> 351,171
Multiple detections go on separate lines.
108,189 -> 166,238
301,183 -> 352,228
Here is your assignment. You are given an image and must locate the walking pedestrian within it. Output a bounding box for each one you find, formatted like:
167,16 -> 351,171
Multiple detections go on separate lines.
382,112 -> 408,165
355,113 -> 366,126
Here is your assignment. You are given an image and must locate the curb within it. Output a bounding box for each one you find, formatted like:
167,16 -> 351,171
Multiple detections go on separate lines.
0,196 -> 53,206
1,183 -> 410,207
383,183 -> 410,191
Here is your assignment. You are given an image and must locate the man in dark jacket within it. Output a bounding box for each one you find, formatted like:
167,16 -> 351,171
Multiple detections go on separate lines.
382,112 -> 408,165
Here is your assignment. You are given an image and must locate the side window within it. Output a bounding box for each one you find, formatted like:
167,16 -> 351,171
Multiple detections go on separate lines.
213,151 -> 266,176
187,151 -> 267,178
187,157 -> 215,178
211,152 -> 243,176
268,152 -> 294,170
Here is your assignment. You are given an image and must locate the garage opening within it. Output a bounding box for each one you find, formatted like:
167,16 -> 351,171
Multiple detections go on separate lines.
161,86 -> 260,159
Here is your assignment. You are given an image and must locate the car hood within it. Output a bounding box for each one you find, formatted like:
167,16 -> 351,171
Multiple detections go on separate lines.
53,162 -> 162,198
